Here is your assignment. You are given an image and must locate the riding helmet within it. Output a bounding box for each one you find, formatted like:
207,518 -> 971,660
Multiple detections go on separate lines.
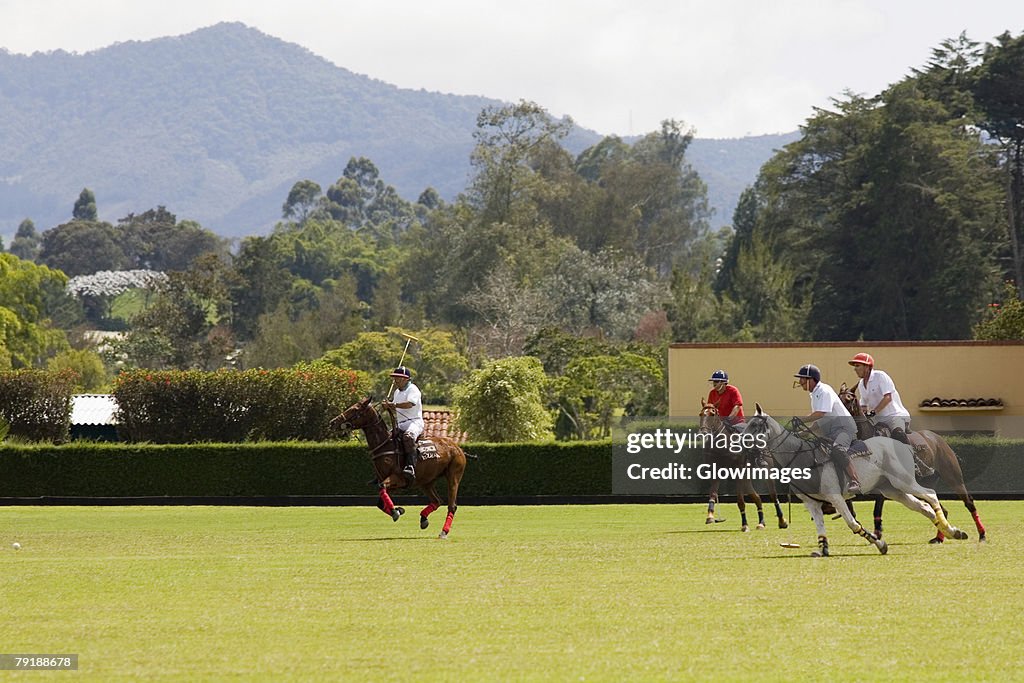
708,369 -> 729,382
390,366 -> 412,378
793,364 -> 821,382
848,352 -> 874,367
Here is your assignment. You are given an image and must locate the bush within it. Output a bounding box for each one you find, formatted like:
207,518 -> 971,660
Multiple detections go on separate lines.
0,369 -> 77,442
112,363 -> 364,443
452,356 -> 552,441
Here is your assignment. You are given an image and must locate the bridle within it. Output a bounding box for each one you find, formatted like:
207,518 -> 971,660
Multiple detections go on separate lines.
333,401 -> 398,459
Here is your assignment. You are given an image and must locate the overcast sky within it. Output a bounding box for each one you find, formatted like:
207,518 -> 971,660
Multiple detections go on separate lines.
1,1 -> 1020,138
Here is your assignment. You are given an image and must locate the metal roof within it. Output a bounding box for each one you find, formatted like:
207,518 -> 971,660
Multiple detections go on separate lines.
71,394 -> 119,425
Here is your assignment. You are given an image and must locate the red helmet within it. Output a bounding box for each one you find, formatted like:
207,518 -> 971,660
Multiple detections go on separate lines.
848,353 -> 874,368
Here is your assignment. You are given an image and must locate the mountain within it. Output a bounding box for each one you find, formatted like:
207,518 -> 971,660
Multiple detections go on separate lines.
0,22 -> 795,238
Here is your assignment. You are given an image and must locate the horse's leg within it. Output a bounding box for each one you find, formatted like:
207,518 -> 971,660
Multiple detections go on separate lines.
872,496 -> 885,539
376,483 -> 405,522
803,497 -> 830,557
743,480 -> 766,530
956,483 -> 986,542
832,493 -> 886,554
438,455 -> 467,540
891,462 -> 969,541
766,479 -> 788,528
932,435 -> 986,541
706,478 -> 722,523
736,481 -> 750,532
419,482 -> 442,530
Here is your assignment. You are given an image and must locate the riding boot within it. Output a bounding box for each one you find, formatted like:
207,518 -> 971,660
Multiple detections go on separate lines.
401,432 -> 418,484
891,428 -> 910,445
844,460 -> 862,494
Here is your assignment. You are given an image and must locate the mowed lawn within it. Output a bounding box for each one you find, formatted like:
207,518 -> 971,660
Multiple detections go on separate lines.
1,501 -> 1020,681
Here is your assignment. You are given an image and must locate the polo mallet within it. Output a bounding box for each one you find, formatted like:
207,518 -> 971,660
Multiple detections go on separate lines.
780,488 -> 800,548
386,332 -> 421,399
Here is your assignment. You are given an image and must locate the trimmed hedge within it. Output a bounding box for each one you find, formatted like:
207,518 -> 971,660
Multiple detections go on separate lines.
0,441 -> 612,498
0,438 -> 1020,499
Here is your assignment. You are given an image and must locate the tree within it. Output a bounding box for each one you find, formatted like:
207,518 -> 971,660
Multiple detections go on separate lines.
452,356 -> 552,442
9,219 -> 40,262
282,180 -> 322,224
321,327 -> 469,404
117,207 -> 228,271
0,253 -> 70,368
973,31 -> 1024,297
974,281 -> 1024,340
552,353 -> 663,440
47,349 -> 108,391
38,220 -> 130,277
72,188 -> 98,221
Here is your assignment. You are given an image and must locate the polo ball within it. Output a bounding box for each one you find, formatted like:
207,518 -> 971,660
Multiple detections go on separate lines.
12,542 -> 21,550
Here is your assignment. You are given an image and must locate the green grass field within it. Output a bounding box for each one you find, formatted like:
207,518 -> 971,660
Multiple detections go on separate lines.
1,501 -> 1020,681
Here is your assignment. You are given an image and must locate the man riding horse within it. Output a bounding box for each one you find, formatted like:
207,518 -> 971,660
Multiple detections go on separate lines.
381,366 -> 423,484
793,364 -> 862,494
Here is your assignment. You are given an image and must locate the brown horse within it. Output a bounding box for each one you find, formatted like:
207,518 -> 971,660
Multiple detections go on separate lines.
332,397 -> 471,539
699,399 -> 789,532
837,383 -> 986,543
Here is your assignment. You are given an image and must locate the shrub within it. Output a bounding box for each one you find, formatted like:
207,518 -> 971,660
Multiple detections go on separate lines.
0,368 -> 77,442
112,363 -> 363,443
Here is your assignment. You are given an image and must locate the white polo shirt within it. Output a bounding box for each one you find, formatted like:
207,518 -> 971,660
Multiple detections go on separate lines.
392,382 -> 424,436
810,382 -> 852,417
857,369 -> 909,418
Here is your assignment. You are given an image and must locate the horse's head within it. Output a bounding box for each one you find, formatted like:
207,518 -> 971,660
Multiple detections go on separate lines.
837,382 -> 861,416
744,402 -> 787,442
698,399 -> 722,435
330,397 -> 377,436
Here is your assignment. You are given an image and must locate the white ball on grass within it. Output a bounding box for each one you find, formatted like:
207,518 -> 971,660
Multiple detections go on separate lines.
12,542 -> 21,550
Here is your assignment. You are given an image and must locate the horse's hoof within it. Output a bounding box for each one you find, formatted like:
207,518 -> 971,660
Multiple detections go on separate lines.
420,516 -> 429,530
778,519 -> 789,529
979,534 -> 987,542
954,529 -> 969,540
877,540 -> 888,555
391,507 -> 405,522
929,536 -> 944,544
742,525 -> 750,533
437,531 -> 448,540
705,517 -> 715,524
756,523 -> 766,530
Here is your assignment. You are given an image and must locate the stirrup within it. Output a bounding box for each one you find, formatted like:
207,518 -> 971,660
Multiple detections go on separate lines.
403,468 -> 416,484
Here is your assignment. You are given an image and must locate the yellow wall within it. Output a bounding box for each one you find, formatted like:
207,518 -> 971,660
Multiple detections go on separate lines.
668,341 -> 1024,436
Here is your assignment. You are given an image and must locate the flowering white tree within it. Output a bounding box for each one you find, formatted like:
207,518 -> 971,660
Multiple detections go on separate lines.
65,270 -> 167,324
66,270 -> 167,298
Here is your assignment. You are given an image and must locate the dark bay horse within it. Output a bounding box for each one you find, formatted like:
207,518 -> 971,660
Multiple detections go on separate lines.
837,383 -> 986,543
333,397 -> 470,539
699,400 -> 789,532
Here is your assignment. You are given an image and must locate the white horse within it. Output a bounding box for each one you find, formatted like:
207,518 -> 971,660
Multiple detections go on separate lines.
745,404 -> 968,557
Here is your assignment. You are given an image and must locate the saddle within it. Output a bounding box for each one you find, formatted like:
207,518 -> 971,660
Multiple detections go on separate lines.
848,440 -> 870,456
392,431 -> 438,459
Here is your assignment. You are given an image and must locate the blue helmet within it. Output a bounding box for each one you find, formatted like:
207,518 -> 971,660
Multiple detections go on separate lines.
708,369 -> 729,382
794,364 -> 821,382
390,366 -> 412,379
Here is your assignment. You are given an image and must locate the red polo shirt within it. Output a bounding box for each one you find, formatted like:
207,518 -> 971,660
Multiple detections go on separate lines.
707,384 -> 744,422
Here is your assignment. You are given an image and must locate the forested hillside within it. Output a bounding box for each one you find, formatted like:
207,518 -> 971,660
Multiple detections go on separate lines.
0,22 -> 783,237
